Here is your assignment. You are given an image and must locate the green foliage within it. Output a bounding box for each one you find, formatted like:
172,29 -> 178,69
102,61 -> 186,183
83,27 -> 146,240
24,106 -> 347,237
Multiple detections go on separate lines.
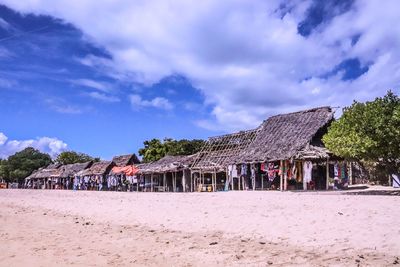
1,147 -> 52,184
139,138 -> 205,163
323,90 -> 400,175
55,151 -> 99,165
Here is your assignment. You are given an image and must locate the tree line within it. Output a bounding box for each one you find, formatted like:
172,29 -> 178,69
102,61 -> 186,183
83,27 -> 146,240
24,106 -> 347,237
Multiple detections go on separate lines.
1,90 -> 399,185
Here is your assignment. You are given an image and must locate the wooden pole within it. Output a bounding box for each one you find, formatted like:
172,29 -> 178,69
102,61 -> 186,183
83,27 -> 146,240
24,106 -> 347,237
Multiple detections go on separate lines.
182,170 -> 186,192
326,158 -> 329,190
190,170 -> 193,192
349,161 -> 353,185
151,173 -> 153,192
283,161 -> 288,191
163,172 -> 166,192
280,160 -> 283,192
173,172 -> 176,192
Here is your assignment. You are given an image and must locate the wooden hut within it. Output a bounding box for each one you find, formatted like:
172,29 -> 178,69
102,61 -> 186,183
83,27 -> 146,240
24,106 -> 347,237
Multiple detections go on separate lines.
112,154 -> 140,167
24,163 -> 62,189
137,155 -> 196,192
75,161 -> 115,190
57,161 -> 93,189
191,107 -> 346,191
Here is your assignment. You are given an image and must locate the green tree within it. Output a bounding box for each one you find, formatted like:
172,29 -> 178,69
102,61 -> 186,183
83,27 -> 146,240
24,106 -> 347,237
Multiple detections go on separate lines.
139,138 -> 205,162
323,90 -> 400,176
55,151 -> 99,165
5,147 -> 52,184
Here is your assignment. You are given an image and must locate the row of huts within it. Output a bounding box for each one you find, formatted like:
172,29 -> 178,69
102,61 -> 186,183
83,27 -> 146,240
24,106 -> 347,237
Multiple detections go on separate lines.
25,106 -> 357,192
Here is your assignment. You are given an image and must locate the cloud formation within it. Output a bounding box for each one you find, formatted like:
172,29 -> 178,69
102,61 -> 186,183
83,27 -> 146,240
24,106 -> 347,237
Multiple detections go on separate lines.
130,94 -> 173,110
2,0 -> 400,131
0,132 -> 68,158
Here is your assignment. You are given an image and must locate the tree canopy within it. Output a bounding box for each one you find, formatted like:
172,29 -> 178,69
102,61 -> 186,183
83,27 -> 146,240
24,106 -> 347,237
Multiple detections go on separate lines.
139,138 -> 205,163
0,147 -> 52,184
323,90 -> 400,175
55,151 -> 99,165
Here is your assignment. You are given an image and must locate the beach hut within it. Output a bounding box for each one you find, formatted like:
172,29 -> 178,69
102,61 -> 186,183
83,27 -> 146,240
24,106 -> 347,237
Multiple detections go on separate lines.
24,163 -> 62,189
75,161 -> 115,190
57,161 -> 93,190
112,154 -> 140,167
137,155 -> 196,192
191,107 -> 350,191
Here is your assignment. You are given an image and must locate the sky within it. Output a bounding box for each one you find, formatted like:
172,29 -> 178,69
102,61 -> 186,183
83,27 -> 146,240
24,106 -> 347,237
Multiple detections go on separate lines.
0,0 -> 399,160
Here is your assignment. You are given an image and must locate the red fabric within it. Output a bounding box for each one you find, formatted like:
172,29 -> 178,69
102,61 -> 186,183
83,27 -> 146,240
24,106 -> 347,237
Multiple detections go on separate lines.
111,165 -> 138,176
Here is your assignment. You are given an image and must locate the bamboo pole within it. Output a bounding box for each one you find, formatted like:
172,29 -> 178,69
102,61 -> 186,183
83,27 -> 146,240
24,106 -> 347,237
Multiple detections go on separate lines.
163,172 -> 166,192
173,172 -> 176,192
190,170 -> 193,192
349,161 -> 353,185
182,170 -> 186,192
280,160 -> 283,192
283,161 -> 288,191
326,158 -> 329,190
151,174 -> 153,192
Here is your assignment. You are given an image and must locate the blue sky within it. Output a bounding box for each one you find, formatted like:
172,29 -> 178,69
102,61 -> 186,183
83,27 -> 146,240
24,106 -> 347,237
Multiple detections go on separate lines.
0,0 -> 399,159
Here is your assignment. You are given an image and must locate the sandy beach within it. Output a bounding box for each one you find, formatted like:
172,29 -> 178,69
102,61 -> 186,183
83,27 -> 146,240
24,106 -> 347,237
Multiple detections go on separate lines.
0,189 -> 399,266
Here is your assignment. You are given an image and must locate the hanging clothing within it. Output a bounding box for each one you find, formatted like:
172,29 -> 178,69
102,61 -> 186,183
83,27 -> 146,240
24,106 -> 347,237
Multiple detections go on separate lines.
241,164 -> 247,176
261,163 -> 266,172
334,163 -> 339,178
232,165 -> 238,178
303,161 -> 313,183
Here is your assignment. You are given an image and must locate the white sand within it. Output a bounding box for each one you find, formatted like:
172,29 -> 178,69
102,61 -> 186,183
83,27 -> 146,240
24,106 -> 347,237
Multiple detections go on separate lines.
0,189 -> 399,266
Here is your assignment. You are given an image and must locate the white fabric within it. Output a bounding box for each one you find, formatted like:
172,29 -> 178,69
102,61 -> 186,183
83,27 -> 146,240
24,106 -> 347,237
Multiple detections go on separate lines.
232,165 -> 238,178
392,174 -> 400,188
303,161 -> 313,184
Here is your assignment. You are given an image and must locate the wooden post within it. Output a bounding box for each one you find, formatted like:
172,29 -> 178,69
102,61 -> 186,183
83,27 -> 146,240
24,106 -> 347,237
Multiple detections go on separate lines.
163,173 -> 166,192
151,173 -> 153,192
190,170 -> 193,192
182,170 -> 186,192
136,175 -> 139,192
349,161 -> 353,185
326,158 -> 329,190
173,172 -> 176,192
280,160 -> 283,191
283,161 -> 288,191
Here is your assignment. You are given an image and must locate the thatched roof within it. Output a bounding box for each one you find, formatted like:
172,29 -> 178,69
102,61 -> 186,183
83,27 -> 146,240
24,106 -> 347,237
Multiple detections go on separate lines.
191,129 -> 259,171
137,155 -> 196,174
191,107 -> 334,171
78,161 -> 114,176
27,163 -> 62,179
112,154 -> 140,167
240,107 -> 334,162
58,161 -> 92,178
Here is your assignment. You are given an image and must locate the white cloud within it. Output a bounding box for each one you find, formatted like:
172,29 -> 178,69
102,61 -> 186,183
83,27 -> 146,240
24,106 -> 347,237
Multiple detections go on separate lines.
87,91 -> 120,103
0,132 -> 68,159
130,94 -> 173,110
0,17 -> 11,30
3,0 -> 400,131
70,78 -> 110,92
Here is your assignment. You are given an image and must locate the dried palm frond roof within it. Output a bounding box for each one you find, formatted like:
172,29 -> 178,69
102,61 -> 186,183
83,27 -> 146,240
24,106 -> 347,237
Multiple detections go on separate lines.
137,154 -> 196,174
239,107 -> 334,162
28,163 -> 62,179
58,161 -> 93,178
78,161 -> 114,176
112,154 -> 140,167
191,107 -> 334,171
190,129 -> 259,171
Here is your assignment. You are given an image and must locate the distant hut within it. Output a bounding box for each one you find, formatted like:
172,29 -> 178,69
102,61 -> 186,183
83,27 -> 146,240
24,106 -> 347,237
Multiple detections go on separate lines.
75,161 -> 115,190
112,154 -> 140,167
107,154 -> 140,192
191,107 -> 344,191
57,161 -> 93,190
137,155 -> 196,192
24,163 -> 62,189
